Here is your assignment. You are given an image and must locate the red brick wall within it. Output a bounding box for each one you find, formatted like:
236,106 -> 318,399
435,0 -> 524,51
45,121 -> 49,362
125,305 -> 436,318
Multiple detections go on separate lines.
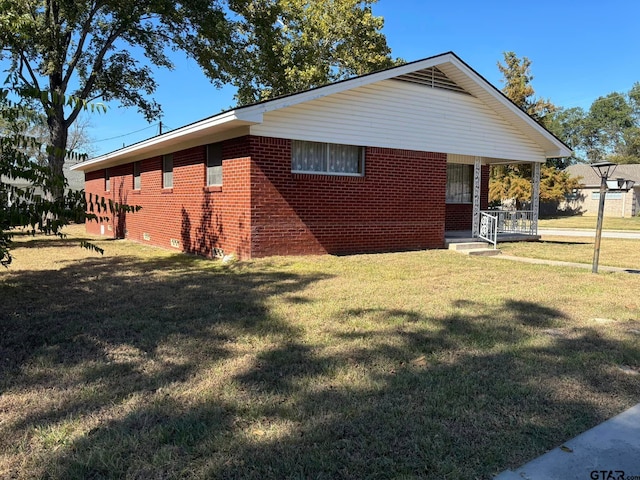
84,134 -> 454,258
84,142 -> 252,258
248,136 -> 447,256
444,165 -> 490,231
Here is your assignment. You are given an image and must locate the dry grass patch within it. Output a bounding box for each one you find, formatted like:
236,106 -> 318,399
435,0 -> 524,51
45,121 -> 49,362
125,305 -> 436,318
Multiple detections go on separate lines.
1,226 -> 639,479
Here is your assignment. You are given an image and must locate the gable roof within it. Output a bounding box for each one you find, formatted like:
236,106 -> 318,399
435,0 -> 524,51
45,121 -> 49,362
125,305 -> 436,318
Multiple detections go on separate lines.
72,52 -> 572,172
565,163 -> 640,187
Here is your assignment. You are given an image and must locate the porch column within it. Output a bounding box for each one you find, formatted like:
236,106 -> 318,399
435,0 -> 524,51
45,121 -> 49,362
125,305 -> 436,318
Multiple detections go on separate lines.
472,156 -> 482,237
531,162 -> 541,234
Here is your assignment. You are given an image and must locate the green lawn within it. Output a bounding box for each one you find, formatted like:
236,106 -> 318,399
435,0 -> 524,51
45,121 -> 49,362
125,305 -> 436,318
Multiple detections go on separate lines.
539,215 -> 640,230
1,226 -> 639,479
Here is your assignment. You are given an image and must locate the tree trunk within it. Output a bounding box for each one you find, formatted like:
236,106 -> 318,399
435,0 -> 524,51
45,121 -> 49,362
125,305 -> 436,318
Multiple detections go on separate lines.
46,76 -> 68,201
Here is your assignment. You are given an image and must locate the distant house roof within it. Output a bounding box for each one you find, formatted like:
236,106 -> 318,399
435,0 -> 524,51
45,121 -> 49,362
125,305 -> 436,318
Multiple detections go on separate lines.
72,51 -> 573,173
565,164 -> 640,187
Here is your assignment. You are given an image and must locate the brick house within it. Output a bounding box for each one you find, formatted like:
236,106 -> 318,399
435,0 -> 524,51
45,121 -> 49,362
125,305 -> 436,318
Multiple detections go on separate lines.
72,52 -> 571,259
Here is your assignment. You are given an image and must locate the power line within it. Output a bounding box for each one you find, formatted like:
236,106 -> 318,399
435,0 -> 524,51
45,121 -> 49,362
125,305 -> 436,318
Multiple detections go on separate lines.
94,123 -> 159,143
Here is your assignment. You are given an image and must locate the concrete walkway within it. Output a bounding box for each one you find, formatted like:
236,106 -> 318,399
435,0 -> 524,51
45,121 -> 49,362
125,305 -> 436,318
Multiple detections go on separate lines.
494,254 -> 640,273
539,228 -> 640,239
495,403 -> 640,479
492,228 -> 640,273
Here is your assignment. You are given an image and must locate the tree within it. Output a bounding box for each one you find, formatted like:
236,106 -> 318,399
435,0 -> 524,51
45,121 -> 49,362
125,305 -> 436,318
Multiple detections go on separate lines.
0,0 -> 234,199
546,106 -> 586,167
0,87 -> 140,266
491,52 -> 581,207
497,51 -> 556,127
227,0 -> 400,105
582,88 -> 640,163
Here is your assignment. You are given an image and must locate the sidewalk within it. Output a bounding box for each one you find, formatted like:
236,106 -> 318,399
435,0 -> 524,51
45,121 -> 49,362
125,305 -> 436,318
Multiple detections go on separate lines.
494,254 -> 640,274
495,403 -> 640,479
539,228 -> 640,240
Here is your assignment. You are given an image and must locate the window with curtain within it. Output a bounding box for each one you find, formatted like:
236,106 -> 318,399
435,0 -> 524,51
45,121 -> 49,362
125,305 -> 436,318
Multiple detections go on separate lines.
206,143 -> 223,186
292,140 -> 364,176
162,154 -> 173,188
446,164 -> 473,203
105,168 -> 110,191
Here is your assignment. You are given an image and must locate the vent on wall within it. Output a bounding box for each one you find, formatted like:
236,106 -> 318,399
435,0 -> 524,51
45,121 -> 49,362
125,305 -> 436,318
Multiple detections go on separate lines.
393,67 -> 471,95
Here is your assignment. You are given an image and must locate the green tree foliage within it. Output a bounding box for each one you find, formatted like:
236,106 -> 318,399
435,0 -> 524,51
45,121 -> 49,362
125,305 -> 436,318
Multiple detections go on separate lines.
227,0 -> 400,105
0,0 -> 234,198
545,106 -> 586,166
582,84 -> 640,163
0,88 -> 140,266
544,83 -> 640,165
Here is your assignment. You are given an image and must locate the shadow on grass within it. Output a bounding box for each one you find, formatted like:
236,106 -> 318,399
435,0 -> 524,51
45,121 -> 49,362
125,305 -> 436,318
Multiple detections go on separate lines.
0,253 -> 331,463
2,257 -> 639,479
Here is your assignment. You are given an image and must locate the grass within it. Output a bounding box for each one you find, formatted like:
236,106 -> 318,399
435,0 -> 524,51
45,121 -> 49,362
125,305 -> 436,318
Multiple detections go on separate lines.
539,215 -> 640,230
1,225 -> 639,479
500,236 -> 640,269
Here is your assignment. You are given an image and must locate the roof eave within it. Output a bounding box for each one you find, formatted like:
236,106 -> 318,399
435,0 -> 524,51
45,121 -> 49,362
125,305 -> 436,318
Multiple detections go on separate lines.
71,110 -> 262,172
442,54 -> 574,160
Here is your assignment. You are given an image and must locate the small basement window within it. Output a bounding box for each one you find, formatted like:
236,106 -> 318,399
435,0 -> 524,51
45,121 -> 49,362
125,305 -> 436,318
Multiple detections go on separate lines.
446,164 -> 473,203
292,140 -> 364,176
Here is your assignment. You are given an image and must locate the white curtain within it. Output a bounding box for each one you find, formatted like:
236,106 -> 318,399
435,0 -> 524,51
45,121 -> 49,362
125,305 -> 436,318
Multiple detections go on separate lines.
292,140 -> 362,174
446,164 -> 472,203
328,144 -> 361,173
292,140 -> 326,172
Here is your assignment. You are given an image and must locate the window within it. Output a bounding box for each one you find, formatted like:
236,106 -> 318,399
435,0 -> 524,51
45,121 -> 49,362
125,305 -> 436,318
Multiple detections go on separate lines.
291,140 -> 364,176
162,154 -> 173,188
105,168 -> 110,191
592,191 -> 622,200
206,143 -> 223,185
446,164 -> 473,203
133,162 -> 141,190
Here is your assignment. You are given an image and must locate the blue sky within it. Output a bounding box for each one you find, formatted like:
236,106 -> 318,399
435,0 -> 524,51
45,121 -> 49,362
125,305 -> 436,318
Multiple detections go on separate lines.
90,0 -> 640,156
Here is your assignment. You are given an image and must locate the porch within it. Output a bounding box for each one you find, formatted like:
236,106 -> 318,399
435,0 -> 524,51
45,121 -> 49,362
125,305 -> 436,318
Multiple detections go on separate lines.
445,156 -> 543,248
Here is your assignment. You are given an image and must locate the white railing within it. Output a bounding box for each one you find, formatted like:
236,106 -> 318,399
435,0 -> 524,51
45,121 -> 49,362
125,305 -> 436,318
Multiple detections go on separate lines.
478,211 -> 498,248
481,210 -> 535,235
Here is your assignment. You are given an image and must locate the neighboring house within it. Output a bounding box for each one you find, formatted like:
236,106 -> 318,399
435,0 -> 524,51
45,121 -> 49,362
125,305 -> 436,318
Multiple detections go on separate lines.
72,52 -> 571,259
563,164 -> 640,217
64,163 -> 86,192
1,162 -> 84,206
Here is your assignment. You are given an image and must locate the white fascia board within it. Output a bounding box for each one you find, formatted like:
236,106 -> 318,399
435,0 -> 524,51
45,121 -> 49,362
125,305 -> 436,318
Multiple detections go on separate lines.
443,56 -> 573,159
71,110 -> 262,171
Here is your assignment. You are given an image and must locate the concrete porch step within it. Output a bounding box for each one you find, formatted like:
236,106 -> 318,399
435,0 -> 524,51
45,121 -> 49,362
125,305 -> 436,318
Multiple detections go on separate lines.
447,242 -> 502,256
447,241 -> 491,251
